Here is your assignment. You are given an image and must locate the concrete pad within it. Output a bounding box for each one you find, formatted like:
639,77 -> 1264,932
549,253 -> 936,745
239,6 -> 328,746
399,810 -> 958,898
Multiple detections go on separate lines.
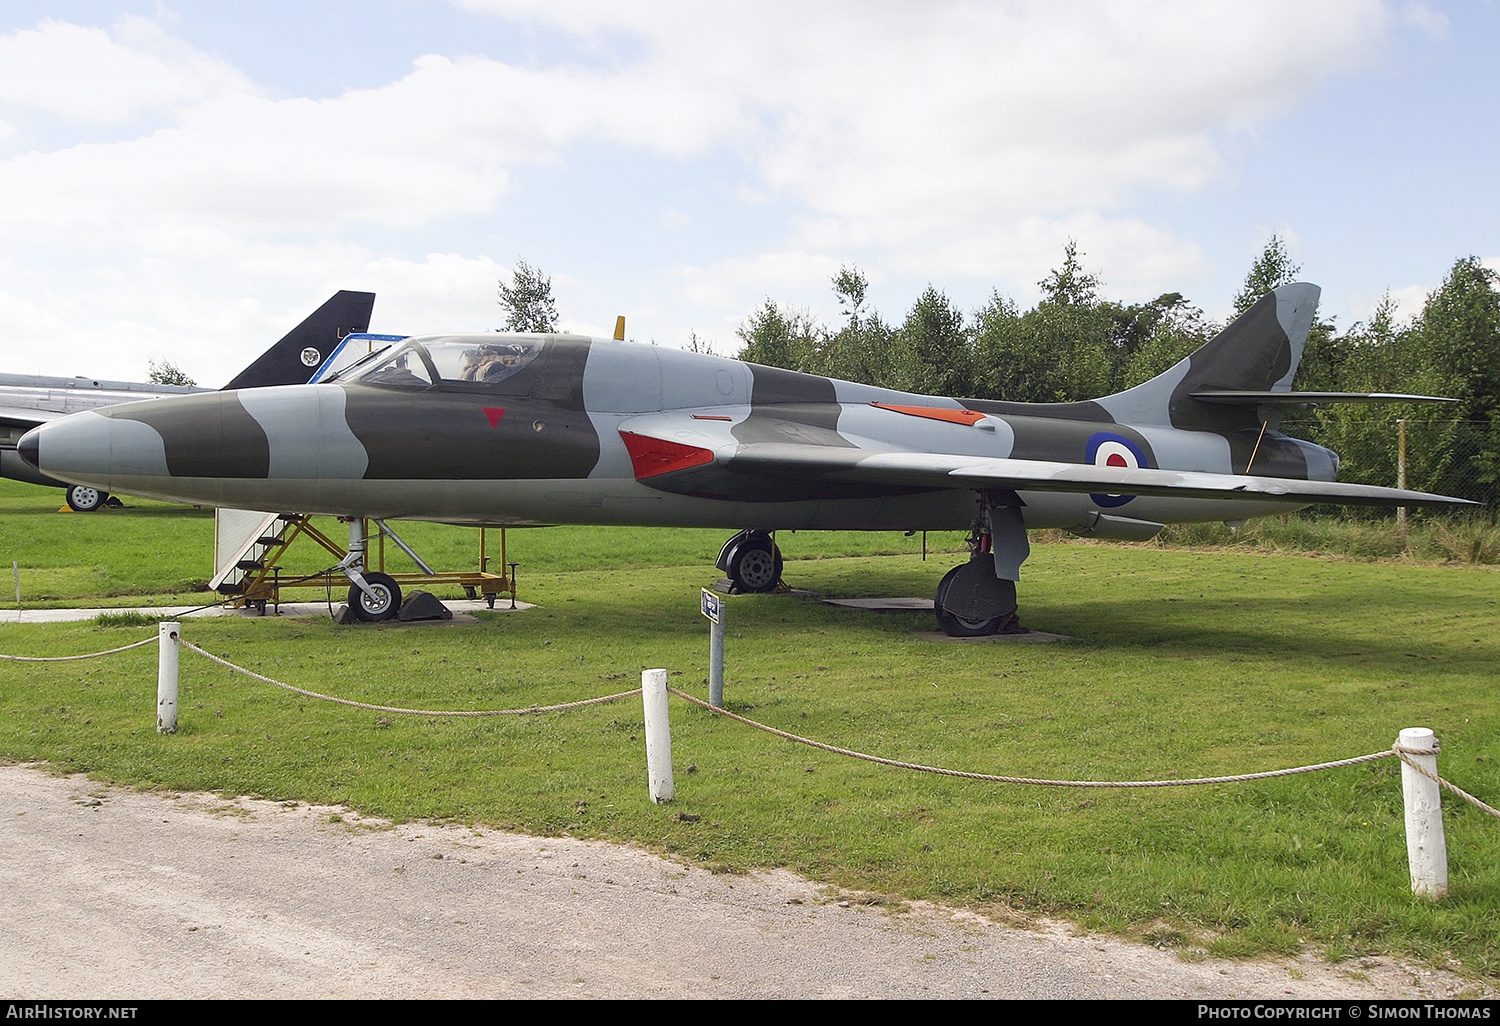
3,598 -> 533,625
710,578 -> 821,597
823,597 -> 934,611
911,629 -> 1074,643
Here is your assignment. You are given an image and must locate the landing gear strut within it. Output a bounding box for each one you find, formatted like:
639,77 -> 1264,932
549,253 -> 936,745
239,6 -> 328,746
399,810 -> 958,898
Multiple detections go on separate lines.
934,496 -> 1029,637
716,530 -> 784,593
340,518 -> 403,622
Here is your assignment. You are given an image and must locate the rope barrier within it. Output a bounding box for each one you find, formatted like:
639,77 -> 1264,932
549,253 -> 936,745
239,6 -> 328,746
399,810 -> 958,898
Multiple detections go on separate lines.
180,640 -> 639,717
668,686 -> 1406,788
1394,746 -> 1500,820
6,624 -> 1493,820
0,636 -> 157,661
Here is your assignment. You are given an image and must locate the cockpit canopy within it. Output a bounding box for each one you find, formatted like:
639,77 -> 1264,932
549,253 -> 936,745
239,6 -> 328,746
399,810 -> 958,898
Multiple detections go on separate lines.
343,336 -> 547,391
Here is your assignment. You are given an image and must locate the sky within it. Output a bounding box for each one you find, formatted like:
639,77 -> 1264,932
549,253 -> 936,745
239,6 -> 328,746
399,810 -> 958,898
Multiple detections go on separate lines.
0,0 -> 1495,386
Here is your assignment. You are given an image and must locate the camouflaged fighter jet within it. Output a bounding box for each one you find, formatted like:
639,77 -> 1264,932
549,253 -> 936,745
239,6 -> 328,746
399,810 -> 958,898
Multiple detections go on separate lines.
17,281 -> 1470,632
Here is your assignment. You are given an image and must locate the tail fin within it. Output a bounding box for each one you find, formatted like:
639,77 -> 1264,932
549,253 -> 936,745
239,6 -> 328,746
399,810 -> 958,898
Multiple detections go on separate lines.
220,291 -> 376,390
1095,282 -> 1320,429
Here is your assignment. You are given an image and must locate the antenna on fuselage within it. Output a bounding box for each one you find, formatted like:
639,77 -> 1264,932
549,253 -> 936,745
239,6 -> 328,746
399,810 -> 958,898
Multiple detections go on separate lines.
614,316 -> 626,341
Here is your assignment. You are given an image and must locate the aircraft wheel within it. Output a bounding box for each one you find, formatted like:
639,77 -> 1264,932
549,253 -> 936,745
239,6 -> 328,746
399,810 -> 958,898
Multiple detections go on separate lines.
933,564 -> 1014,638
65,485 -> 108,512
349,572 -> 402,622
726,534 -> 783,593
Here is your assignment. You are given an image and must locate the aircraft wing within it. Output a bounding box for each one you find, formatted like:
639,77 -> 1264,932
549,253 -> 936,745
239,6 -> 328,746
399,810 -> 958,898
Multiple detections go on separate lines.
0,407 -> 56,430
719,444 -> 1473,506
618,419 -> 1473,507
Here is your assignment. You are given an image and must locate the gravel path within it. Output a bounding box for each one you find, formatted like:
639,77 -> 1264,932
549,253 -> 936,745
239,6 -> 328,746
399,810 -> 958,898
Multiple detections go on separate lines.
0,763 -> 1482,1000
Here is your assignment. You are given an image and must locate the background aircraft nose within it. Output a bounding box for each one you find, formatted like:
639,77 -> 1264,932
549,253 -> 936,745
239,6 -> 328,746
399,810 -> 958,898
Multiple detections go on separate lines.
18,426 -> 40,469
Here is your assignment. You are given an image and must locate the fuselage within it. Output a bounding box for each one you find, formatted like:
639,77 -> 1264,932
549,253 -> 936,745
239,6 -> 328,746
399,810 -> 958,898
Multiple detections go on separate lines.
19,332 -> 1336,532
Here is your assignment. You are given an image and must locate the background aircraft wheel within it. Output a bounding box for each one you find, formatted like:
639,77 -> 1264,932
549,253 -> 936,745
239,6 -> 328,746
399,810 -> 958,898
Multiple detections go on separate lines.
349,572 -> 402,622
65,485 -> 108,512
726,534 -> 783,593
933,564 -> 1010,637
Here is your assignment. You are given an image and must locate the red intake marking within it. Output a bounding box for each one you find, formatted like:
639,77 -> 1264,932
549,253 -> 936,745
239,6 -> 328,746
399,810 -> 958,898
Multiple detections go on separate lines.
619,431 -> 715,479
483,407 -> 505,428
869,402 -> 986,426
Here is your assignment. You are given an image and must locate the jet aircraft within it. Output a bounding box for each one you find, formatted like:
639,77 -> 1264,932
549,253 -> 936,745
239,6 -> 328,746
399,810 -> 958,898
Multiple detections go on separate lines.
1,291 -> 375,509
18,282 -> 1470,632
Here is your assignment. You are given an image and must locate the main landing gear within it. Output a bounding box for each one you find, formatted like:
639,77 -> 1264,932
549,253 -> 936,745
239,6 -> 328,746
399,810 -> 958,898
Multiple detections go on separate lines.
716,530 -> 784,593
933,497 -> 1030,637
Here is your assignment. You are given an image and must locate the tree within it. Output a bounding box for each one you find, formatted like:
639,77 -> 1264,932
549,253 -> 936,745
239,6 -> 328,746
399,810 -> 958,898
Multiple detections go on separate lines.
1037,239 -> 1100,308
1233,234 -> 1301,314
976,242 -> 1114,402
1410,256 -> 1500,424
497,258 -> 560,333
735,299 -> 818,372
831,264 -> 869,324
900,285 -> 973,396
1115,295 -> 1215,390
147,359 -> 195,387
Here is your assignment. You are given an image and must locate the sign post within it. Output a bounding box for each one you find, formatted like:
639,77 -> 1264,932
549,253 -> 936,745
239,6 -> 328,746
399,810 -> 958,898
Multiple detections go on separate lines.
701,588 -> 724,709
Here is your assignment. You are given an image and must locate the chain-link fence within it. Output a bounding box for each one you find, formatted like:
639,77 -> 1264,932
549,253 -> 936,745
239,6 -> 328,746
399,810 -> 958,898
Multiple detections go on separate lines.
1282,417 -> 1498,515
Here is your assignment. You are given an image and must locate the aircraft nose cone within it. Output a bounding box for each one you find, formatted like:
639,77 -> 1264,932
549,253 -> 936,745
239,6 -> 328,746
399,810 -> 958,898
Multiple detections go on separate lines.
17,427 -> 40,470
19,409 -> 170,488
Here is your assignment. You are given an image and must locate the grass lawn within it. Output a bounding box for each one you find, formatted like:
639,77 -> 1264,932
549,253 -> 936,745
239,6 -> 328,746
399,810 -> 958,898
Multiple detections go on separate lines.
1,478 -> 1498,977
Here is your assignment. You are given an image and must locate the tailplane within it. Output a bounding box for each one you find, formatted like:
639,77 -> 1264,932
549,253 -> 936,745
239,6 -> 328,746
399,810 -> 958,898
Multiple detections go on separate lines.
220,291 -> 376,390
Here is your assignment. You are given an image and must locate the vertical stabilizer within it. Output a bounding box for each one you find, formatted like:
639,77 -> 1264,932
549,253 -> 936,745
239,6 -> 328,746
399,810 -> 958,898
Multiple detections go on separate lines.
1095,282 -> 1320,428
220,291 -> 376,390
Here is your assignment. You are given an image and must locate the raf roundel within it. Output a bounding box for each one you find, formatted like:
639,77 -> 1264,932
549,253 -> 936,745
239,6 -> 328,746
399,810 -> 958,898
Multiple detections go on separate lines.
1085,431 -> 1149,508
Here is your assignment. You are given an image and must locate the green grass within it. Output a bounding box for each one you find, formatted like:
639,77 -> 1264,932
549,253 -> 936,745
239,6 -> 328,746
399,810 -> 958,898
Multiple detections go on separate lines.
1,478 -> 1499,977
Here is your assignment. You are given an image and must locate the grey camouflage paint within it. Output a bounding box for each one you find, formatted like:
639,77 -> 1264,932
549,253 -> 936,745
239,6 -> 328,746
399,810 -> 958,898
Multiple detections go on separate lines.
18,283 -> 1466,536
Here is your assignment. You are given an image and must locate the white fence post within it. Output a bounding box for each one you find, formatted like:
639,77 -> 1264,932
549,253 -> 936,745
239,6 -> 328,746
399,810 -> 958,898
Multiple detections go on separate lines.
642,668 -> 674,803
157,621 -> 180,734
1398,726 -> 1447,899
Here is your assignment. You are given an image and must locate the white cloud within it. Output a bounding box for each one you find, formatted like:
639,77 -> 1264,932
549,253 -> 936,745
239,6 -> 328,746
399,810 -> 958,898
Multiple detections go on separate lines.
0,3 -> 1407,378
0,17 -> 251,123
676,251 -> 844,311
462,0 -> 1391,278
1400,3 -> 1449,40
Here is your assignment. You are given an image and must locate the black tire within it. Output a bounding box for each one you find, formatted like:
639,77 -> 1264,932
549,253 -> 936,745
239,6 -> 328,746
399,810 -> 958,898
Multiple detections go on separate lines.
933,564 -> 1008,637
348,572 -> 401,622
726,534 -> 783,593
65,485 -> 108,512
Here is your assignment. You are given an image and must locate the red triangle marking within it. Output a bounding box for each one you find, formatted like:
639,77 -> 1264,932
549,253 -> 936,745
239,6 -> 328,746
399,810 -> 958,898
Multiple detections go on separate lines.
483,407 -> 506,428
